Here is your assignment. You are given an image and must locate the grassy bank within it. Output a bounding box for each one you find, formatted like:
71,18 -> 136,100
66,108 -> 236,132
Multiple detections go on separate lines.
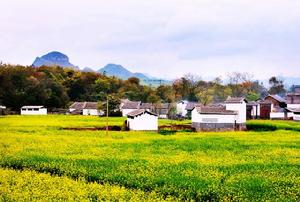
247,120 -> 300,131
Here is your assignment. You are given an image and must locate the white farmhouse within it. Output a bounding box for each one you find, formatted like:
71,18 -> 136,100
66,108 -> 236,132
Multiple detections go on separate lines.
191,106 -> 238,131
82,102 -> 103,116
121,101 -> 141,117
191,97 -> 247,131
126,109 -> 158,131
69,102 -> 104,116
21,106 -> 47,115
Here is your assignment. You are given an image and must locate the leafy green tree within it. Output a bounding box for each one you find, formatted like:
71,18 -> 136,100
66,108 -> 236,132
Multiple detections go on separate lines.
268,76 -> 286,95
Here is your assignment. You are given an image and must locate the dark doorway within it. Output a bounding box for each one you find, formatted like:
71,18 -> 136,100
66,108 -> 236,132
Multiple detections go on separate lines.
260,103 -> 271,119
246,106 -> 253,120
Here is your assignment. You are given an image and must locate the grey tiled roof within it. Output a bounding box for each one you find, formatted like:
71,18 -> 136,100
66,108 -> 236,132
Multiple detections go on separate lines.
266,95 -> 286,103
83,102 -> 98,109
140,103 -> 153,109
127,109 -> 157,118
69,102 -> 85,110
225,97 -> 247,104
286,108 -> 300,113
69,102 -> 99,110
122,101 -> 141,109
195,106 -> 237,115
185,102 -> 199,110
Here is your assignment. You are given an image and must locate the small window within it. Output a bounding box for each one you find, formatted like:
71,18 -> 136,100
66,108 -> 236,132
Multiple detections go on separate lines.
34,108 -> 39,111
202,118 -> 218,123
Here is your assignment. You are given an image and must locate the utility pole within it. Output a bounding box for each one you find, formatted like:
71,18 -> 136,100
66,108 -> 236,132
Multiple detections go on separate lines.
106,96 -> 109,135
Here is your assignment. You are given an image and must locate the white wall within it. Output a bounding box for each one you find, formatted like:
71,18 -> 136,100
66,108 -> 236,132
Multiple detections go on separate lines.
287,104 -> 300,109
225,102 -> 246,123
83,109 -> 103,116
122,109 -> 137,117
127,113 -> 158,131
293,113 -> 300,121
176,102 -> 187,117
21,108 -> 47,115
270,112 -> 284,119
191,108 -> 237,123
270,112 -> 293,119
288,112 -> 294,118
250,105 -> 260,117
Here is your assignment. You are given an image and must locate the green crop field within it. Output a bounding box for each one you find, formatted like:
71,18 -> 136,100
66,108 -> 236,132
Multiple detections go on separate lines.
0,115 -> 299,201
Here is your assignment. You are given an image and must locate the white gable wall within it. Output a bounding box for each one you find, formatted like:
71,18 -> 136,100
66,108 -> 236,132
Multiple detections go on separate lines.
176,102 -> 187,117
225,102 -> 246,123
127,113 -> 158,131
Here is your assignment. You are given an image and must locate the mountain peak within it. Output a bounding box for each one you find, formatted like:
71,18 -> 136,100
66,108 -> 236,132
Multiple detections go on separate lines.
32,51 -> 76,68
99,64 -> 134,79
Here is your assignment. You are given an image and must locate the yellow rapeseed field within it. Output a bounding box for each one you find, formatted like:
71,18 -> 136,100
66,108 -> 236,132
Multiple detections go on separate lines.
0,115 -> 299,201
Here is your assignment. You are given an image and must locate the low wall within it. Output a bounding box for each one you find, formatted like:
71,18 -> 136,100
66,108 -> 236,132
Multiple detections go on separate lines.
192,122 -> 246,132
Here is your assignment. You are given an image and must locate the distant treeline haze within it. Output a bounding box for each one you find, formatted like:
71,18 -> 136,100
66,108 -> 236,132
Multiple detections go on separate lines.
0,65 -> 286,110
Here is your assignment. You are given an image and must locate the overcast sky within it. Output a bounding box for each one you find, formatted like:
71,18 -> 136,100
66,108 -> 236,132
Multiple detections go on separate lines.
1,0 -> 300,79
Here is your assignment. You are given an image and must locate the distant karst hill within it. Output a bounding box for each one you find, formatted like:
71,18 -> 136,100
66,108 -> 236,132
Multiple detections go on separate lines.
97,64 -> 169,85
32,51 -> 169,85
98,64 -> 149,80
32,51 -> 77,69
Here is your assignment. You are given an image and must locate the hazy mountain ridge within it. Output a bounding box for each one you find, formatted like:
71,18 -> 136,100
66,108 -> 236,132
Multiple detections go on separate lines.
30,51 -> 299,86
98,64 -> 150,80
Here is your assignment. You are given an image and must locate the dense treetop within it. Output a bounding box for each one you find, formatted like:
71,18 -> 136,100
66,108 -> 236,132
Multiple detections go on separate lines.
0,64 -> 284,111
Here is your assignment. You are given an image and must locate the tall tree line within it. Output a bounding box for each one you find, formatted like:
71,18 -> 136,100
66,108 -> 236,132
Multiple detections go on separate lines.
0,64 -> 285,110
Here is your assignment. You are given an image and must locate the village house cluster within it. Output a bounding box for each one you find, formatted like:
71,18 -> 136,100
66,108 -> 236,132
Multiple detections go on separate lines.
1,85 -> 300,131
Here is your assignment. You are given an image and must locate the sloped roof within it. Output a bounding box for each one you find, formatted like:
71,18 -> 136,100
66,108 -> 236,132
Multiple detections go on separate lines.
225,97 -> 247,104
286,108 -> 300,113
83,102 -> 98,109
69,102 -> 85,110
69,102 -> 99,110
155,103 -> 170,109
185,102 -> 200,110
122,101 -> 141,109
195,106 -> 237,115
140,103 -> 153,109
127,109 -> 157,118
265,95 -> 286,103
21,106 -> 44,109
120,99 -> 130,104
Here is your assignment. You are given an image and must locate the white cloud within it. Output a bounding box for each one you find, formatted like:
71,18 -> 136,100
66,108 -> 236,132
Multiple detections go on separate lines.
1,0 -> 300,79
